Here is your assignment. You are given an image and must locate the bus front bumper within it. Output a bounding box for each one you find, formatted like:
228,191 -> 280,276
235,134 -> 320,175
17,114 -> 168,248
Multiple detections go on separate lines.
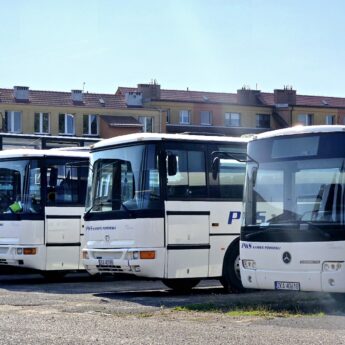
82,247 -> 165,278
241,268 -> 345,293
0,245 -> 45,270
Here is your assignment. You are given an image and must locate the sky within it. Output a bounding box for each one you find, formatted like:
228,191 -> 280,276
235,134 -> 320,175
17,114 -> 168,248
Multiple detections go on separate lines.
1,0 -> 345,97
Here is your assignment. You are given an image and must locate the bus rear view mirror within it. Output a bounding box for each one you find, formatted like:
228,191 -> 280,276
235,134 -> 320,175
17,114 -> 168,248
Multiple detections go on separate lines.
252,166 -> 258,187
49,168 -> 58,187
167,154 -> 177,176
212,157 -> 220,180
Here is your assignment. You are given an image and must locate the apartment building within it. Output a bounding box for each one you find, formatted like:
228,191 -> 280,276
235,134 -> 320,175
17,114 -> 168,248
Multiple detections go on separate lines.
1,83 -> 345,149
117,83 -> 345,137
0,86 -> 162,149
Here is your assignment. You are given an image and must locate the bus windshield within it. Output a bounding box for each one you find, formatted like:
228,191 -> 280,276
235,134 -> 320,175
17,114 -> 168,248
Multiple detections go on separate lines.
0,159 -> 41,214
245,157 -> 345,226
86,144 -> 161,212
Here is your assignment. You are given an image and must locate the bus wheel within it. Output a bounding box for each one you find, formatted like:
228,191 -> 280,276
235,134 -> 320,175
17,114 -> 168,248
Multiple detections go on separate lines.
220,240 -> 245,293
41,271 -> 66,282
330,293 -> 345,303
162,278 -> 200,292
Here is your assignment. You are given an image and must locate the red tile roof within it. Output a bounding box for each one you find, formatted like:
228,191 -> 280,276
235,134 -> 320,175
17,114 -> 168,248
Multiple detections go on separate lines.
1,86 -> 345,110
259,92 -> 345,108
119,87 -> 345,108
0,88 -> 124,109
117,87 -> 238,105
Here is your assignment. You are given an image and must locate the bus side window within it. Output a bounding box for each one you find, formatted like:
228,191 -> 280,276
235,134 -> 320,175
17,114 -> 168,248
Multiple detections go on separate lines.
46,162 -> 87,206
47,167 -> 58,204
218,160 -> 245,200
167,149 -> 207,198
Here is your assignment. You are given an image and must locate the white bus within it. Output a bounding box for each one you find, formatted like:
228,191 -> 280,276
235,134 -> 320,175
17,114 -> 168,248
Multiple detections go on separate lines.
240,125 -> 345,295
83,133 -> 247,291
0,149 -> 89,278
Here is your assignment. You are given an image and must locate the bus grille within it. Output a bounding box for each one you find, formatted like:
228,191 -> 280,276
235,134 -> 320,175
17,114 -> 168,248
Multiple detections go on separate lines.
93,251 -> 123,260
96,265 -> 124,273
0,247 -> 8,254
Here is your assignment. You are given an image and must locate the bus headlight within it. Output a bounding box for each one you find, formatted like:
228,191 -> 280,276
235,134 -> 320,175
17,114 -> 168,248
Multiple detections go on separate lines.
127,251 -> 155,260
322,261 -> 343,272
127,251 -> 139,260
242,259 -> 256,270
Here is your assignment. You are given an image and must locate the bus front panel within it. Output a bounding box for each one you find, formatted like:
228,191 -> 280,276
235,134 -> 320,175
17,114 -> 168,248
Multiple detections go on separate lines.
241,131 -> 345,293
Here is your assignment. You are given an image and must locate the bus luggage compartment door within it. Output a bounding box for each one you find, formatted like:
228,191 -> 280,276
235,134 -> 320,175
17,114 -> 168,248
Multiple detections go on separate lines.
166,211 -> 210,278
45,209 -> 82,271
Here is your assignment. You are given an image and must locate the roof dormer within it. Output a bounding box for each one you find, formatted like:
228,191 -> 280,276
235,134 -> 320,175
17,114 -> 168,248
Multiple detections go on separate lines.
14,86 -> 29,101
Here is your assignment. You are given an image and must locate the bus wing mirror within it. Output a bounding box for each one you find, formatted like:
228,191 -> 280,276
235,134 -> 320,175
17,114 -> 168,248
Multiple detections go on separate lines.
252,166 -> 258,187
49,168 -> 58,187
167,154 -> 177,176
212,157 -> 220,179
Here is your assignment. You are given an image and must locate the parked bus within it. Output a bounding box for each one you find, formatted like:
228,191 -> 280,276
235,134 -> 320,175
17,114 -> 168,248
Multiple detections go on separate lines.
83,133 -> 247,291
240,125 -> 345,295
0,149 -> 89,278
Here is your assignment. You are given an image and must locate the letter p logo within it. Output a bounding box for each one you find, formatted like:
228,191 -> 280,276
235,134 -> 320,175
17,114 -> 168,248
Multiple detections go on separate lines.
228,211 -> 241,224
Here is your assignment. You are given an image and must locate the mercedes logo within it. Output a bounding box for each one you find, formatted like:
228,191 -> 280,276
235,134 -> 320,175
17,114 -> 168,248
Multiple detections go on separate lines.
282,251 -> 291,264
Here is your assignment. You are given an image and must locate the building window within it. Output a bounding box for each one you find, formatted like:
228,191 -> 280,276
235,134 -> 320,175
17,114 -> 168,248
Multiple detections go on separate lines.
34,113 -> 50,134
139,116 -> 153,132
179,110 -> 191,124
225,112 -> 241,127
200,111 -> 212,125
59,113 -> 75,135
256,114 -> 270,128
5,111 -> 22,133
325,115 -> 335,125
166,109 -> 171,124
298,114 -> 313,126
83,114 -> 98,135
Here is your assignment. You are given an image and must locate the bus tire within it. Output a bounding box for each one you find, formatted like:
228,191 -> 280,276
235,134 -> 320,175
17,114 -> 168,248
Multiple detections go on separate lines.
330,293 -> 345,303
41,271 -> 66,282
162,278 -> 200,292
220,239 -> 245,293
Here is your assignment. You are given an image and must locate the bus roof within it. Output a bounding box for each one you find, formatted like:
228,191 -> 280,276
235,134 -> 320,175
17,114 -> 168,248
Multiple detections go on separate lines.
50,146 -> 90,152
0,148 -> 89,159
254,125 -> 345,141
91,132 -> 249,150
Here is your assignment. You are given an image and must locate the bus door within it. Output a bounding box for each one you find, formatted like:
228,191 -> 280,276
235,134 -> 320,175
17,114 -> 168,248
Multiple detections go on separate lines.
44,160 -> 87,270
165,144 -> 210,278
166,211 -> 210,278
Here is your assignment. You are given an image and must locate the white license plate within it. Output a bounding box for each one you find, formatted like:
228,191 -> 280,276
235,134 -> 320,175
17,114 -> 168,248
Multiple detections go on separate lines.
98,259 -> 113,266
274,281 -> 300,291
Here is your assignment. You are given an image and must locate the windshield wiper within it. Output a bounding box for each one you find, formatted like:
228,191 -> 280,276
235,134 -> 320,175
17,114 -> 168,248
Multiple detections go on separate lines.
266,210 -> 300,225
247,221 -> 332,239
245,222 -> 332,241
84,201 -> 107,216
106,198 -> 134,218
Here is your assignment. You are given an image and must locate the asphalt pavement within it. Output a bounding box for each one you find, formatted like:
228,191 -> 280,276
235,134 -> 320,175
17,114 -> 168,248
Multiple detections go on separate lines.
0,273 -> 345,344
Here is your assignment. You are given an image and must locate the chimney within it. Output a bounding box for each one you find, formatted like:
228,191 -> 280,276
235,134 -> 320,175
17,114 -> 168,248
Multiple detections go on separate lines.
137,81 -> 161,102
71,89 -> 84,102
14,86 -> 29,101
274,87 -> 296,106
237,87 -> 261,105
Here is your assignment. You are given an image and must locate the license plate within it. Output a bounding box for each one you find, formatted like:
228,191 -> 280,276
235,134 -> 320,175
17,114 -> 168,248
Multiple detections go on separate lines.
98,259 -> 113,266
274,281 -> 300,291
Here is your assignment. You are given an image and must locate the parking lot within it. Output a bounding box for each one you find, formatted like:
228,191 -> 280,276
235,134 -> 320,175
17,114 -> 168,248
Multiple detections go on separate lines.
0,272 -> 345,344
